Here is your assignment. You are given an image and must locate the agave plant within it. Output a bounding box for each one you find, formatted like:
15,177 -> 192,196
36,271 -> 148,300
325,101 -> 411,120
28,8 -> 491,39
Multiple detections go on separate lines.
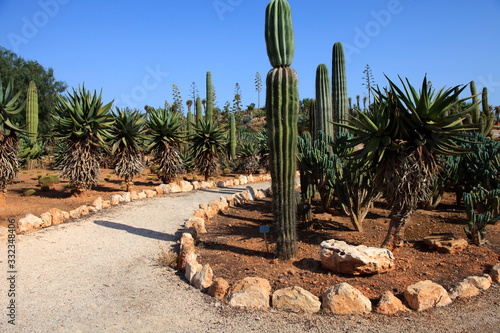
339,76 -> 478,249
190,119 -> 227,180
53,85 -> 114,196
109,108 -> 148,192
237,135 -> 260,175
147,107 -> 184,183
0,78 -> 25,205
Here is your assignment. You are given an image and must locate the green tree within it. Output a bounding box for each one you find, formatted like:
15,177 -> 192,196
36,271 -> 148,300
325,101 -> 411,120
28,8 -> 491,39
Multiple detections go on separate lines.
0,47 -> 67,136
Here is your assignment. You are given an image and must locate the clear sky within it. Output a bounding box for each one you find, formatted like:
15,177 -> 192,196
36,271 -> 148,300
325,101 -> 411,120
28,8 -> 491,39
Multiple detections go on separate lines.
0,0 -> 499,114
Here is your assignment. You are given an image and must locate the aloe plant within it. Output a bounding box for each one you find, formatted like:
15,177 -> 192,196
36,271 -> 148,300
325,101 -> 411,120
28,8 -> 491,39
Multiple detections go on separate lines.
190,119 -> 227,180
147,107 -> 184,183
109,108 -> 148,191
53,85 -> 114,196
0,78 -> 25,205
339,76 -> 478,249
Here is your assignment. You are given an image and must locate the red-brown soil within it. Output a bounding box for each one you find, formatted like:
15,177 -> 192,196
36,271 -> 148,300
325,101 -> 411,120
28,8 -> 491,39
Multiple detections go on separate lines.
0,167 -> 235,228
197,194 -> 500,301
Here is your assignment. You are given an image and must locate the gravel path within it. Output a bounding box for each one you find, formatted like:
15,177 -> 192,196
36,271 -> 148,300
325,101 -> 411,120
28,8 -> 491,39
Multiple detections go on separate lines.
1,183 -> 499,332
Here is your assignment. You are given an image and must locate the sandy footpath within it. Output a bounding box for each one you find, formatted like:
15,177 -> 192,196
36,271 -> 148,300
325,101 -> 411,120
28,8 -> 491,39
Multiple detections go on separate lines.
1,183 -> 499,332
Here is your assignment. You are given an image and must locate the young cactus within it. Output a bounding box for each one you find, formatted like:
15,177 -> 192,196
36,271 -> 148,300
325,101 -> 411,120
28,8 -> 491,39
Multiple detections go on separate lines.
332,42 -> 349,137
464,188 -> 500,246
265,0 -> 299,260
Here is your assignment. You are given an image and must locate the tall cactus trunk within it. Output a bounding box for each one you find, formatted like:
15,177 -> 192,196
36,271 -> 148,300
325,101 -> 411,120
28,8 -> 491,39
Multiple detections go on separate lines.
229,113 -> 236,160
186,110 -> 193,152
482,87 -> 493,137
470,81 -> 481,124
265,0 -> 298,261
195,97 -> 203,125
26,80 -> 39,170
308,99 -> 317,141
315,64 -> 333,141
266,67 -> 299,261
206,71 -> 214,122
332,42 -> 348,139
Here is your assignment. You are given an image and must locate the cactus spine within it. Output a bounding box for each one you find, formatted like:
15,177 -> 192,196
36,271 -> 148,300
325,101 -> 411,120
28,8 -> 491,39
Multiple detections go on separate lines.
332,42 -> 348,137
265,0 -> 298,260
195,96 -> 203,125
229,113 -> 236,160
315,64 -> 333,141
206,71 -> 213,122
26,80 -> 39,169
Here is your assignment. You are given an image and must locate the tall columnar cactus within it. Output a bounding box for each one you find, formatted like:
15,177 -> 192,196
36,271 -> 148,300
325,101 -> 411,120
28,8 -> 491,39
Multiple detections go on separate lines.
26,80 -> 39,169
265,0 -> 299,260
315,64 -> 333,141
229,113 -> 236,160
481,87 -> 494,137
332,42 -> 349,137
186,109 -> 193,152
195,96 -> 203,125
469,81 -> 493,137
206,71 -> 214,122
308,99 -> 317,141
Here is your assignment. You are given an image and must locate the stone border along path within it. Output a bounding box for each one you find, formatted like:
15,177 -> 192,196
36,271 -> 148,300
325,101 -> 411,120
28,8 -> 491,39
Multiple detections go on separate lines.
0,175 -> 499,332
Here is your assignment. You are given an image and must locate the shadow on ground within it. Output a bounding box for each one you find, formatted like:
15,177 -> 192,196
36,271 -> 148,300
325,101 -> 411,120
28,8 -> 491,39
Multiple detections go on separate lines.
94,220 -> 178,242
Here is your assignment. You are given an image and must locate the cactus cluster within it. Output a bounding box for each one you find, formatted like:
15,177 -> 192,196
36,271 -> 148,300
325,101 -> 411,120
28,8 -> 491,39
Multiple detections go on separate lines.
464,187 -> 500,246
265,0 -> 299,260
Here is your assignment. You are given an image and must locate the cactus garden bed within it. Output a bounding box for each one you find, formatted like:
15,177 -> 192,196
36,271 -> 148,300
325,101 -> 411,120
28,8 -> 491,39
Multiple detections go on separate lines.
197,194 -> 500,301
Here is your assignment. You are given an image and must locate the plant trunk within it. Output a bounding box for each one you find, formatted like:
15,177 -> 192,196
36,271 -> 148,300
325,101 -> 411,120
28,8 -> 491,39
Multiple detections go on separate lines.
472,230 -> 486,246
381,205 -> 413,250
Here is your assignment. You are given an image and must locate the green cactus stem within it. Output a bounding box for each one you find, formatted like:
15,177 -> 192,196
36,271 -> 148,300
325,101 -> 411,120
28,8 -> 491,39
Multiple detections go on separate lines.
26,80 -> 39,169
206,71 -> 214,122
308,99 -> 317,141
315,64 -> 334,141
266,66 -> 299,260
332,42 -> 348,137
265,0 -> 294,67
470,81 -> 481,124
195,96 -> 203,125
229,113 -> 236,160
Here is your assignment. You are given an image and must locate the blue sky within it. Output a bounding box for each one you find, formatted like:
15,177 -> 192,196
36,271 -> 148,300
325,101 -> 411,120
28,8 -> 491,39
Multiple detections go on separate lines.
0,0 -> 499,114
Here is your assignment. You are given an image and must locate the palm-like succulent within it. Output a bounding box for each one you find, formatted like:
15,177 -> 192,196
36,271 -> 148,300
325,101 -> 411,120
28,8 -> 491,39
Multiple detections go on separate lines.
109,108 -> 148,191
0,78 -> 25,204
147,107 -> 184,183
339,76 -> 478,249
237,135 -> 260,175
190,119 -> 227,180
53,85 -> 114,195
